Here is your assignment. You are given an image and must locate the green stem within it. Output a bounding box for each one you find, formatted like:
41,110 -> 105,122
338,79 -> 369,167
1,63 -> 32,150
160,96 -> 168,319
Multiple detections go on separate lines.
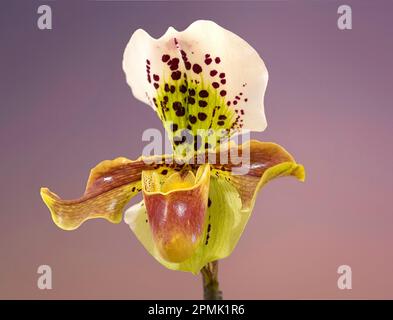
201,261 -> 222,300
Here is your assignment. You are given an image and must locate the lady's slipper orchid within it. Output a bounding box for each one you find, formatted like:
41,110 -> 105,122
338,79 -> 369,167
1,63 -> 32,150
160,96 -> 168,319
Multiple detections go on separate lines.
40,20 -> 305,298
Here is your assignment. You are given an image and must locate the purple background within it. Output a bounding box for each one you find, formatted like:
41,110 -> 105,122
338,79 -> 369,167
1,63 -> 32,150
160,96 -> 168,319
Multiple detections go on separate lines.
1,0 -> 392,299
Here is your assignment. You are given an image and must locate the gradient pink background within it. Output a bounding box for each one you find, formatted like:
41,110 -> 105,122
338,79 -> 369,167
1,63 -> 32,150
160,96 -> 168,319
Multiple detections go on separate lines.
1,0 -> 392,299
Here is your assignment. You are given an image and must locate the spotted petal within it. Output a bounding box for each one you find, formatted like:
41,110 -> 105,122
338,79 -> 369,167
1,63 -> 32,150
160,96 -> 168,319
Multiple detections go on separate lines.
123,20 -> 269,150
124,140 -> 304,274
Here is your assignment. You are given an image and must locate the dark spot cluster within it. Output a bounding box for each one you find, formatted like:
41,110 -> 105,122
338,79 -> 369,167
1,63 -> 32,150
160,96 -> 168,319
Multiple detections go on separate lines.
155,96 -> 169,119
173,101 -> 185,117
180,49 -> 192,70
146,59 -> 161,89
145,42 -> 252,135
203,54 -> 227,96
160,53 -> 182,81
204,54 -> 212,65
130,186 -> 142,193
164,83 -> 176,94
146,59 -> 151,83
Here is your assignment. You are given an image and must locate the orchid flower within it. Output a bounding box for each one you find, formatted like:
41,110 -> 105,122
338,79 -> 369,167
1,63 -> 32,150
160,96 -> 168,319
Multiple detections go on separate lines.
40,20 -> 305,299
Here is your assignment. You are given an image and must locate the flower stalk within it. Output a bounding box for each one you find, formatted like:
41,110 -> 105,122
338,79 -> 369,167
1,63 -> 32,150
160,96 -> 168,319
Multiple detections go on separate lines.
201,261 -> 222,300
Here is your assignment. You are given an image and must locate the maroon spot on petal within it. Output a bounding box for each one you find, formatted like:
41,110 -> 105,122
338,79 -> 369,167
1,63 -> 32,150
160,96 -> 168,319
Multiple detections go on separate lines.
239,92 -> 243,96
205,54 -> 210,58
171,123 -> 178,132
218,115 -> 227,120
147,75 -> 151,83
217,120 -> 225,126
219,73 -> 225,78
192,64 -> 202,74
176,107 -> 186,117
227,101 -> 231,106
188,89 -> 196,96
171,71 -> 181,80
185,62 -> 191,70
180,85 -> 187,93
172,101 -> 180,109
170,59 -> 179,70
220,90 -> 226,97
204,58 -> 212,65
153,74 -> 160,81
220,79 -> 226,85
210,70 -> 218,77
162,54 -> 170,63
146,59 -> 151,65
164,84 -> 170,92
187,97 -> 195,105
198,112 -> 207,121
170,86 -> 176,93
235,96 -> 240,100
212,82 -> 219,89
199,100 -> 207,108
199,90 -> 209,98
212,106 -> 218,118
241,109 -> 245,115
233,100 -> 238,105
244,98 -> 248,102
215,57 -> 221,64
181,50 -> 187,57
189,115 -> 197,124
154,83 -> 159,89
